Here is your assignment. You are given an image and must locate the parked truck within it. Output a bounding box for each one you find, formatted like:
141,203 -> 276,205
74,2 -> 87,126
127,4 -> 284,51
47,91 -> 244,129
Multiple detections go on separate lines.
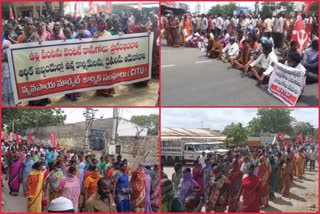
161,141 -> 228,165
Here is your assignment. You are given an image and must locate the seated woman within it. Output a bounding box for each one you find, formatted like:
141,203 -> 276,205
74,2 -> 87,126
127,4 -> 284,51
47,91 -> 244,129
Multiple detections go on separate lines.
231,39 -> 254,72
207,35 -> 224,59
185,33 -> 202,48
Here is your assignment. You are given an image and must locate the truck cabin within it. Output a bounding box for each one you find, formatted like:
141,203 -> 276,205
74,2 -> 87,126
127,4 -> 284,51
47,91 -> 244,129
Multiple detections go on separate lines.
184,143 -> 208,152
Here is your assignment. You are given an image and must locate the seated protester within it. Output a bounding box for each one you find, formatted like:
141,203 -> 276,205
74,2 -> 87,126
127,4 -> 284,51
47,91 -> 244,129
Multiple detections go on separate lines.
185,33 -> 202,48
219,37 -> 239,63
231,39 -> 254,72
302,38 -> 318,84
75,23 -> 92,39
236,30 -> 245,49
264,32 -> 274,47
223,30 -> 230,44
248,33 -> 259,51
207,34 -> 225,59
206,34 -> 214,53
254,37 -> 271,59
282,40 -> 300,63
285,50 -> 306,83
248,42 -> 278,84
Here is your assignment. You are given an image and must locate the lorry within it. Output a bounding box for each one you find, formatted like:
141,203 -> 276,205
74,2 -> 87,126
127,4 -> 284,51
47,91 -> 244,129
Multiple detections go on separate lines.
161,141 -> 228,165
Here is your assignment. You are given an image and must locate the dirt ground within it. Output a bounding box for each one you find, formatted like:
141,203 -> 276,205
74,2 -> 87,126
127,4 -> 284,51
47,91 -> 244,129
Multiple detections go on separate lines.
163,162 -> 319,213
18,79 -> 159,106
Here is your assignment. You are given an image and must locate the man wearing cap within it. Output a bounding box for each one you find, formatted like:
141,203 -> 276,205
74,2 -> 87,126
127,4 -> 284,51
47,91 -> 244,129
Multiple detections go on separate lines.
48,197 -> 74,212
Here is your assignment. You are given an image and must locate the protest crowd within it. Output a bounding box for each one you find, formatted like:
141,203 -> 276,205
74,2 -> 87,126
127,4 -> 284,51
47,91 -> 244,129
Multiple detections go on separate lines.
2,6 -> 159,106
161,139 -> 318,212
1,138 -> 159,213
162,5 -> 318,90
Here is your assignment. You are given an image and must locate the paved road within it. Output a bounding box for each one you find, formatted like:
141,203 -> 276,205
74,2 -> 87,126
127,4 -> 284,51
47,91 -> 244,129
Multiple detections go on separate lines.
163,163 -> 319,213
161,41 -> 318,106
18,79 -> 159,106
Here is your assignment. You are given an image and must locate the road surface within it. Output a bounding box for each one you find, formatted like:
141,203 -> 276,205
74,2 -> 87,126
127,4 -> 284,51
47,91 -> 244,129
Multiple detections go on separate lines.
18,79 -> 159,106
163,163 -> 318,213
161,41 -> 318,106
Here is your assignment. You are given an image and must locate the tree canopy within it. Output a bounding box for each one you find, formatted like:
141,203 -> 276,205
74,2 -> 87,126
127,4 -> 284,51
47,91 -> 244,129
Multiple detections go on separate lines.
130,114 -> 159,136
207,3 -> 237,17
222,123 -> 248,145
2,108 -> 66,134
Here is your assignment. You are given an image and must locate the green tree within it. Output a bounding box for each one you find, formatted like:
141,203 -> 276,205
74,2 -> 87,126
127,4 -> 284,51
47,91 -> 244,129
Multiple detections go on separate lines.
222,123 -> 248,146
130,114 -> 159,136
307,2 -> 318,16
207,3 -> 237,17
2,108 -> 66,134
256,108 -> 293,134
247,117 -> 262,136
293,122 -> 315,137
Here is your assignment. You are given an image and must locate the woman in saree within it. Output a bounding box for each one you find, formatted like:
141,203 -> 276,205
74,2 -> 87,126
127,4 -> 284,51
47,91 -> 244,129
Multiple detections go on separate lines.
48,161 -> 63,203
7,155 -> 22,196
295,149 -> 305,178
276,152 -> 284,191
269,156 -> 278,200
207,35 -> 225,59
231,39 -> 254,72
130,164 -> 146,212
161,179 -> 184,212
26,161 -> 44,212
115,163 -> 130,212
258,156 -> 271,208
144,168 -> 153,212
41,165 -> 50,211
227,158 -> 243,212
178,167 -> 200,207
281,158 -> 293,197
183,15 -> 192,42
21,154 -> 34,195
84,165 -> 102,200
192,160 -> 204,196
168,15 -> 180,47
58,166 -> 81,212
150,165 -> 160,212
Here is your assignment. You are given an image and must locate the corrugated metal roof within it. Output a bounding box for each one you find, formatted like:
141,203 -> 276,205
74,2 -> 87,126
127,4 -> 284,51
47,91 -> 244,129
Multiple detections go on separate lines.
161,127 -> 224,137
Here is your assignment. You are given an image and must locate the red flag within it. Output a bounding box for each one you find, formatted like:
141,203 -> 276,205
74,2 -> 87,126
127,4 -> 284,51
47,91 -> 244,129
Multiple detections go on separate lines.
9,132 -> 14,141
16,133 -> 21,145
105,2 -> 112,13
304,1 -> 313,14
296,134 -> 302,143
89,2 -> 94,14
74,3 -> 78,18
96,4 -> 101,14
278,132 -> 283,141
28,132 -> 33,145
291,10 -> 309,52
4,133 -> 9,142
50,133 -> 57,148
9,7 -> 14,20
305,135 -> 309,142
138,2 -> 143,11
57,143 -> 61,149
39,141 -> 43,146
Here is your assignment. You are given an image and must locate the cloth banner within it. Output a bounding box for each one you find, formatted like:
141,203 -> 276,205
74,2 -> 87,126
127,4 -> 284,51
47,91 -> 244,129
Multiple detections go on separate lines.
50,133 -> 57,148
105,2 -> 112,13
268,62 -> 305,106
8,32 -> 153,104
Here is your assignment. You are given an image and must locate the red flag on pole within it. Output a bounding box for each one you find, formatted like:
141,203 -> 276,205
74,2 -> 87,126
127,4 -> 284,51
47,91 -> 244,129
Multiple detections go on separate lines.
74,3 -> 78,18
291,10 -> 309,52
138,2 -> 143,11
9,132 -> 14,141
96,4 -> 101,14
50,133 -> 57,148
28,132 -> 33,145
16,133 -> 21,145
4,133 -> 9,142
303,1 -> 313,14
9,7 -> 14,20
89,2 -> 94,14
278,132 -> 283,141
57,143 -> 61,149
105,2 -> 112,14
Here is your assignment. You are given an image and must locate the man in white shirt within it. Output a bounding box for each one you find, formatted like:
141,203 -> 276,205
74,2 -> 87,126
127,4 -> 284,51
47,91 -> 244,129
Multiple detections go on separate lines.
263,15 -> 273,33
201,14 -> 208,35
309,148 -> 318,171
248,42 -> 278,83
216,14 -> 224,35
273,13 -> 284,48
199,151 -> 207,168
220,37 -> 239,62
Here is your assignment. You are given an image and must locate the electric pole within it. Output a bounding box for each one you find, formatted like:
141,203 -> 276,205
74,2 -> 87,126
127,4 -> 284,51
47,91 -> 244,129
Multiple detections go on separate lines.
83,108 -> 97,153
111,108 -> 120,145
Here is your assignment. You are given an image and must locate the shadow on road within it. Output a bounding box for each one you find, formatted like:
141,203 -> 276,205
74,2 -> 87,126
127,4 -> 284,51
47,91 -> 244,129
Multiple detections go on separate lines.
290,192 -> 307,202
262,204 -> 283,213
272,197 -> 293,206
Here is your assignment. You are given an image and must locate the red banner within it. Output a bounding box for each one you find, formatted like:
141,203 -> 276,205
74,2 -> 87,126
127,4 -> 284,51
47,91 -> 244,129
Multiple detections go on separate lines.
4,133 -> 9,142
50,133 -> 57,148
89,2 -> 94,14
16,132 -> 22,144
304,1 -> 313,13
291,10 -> 309,52
105,2 -> 112,13
96,4 -> 101,14
28,132 -> 33,145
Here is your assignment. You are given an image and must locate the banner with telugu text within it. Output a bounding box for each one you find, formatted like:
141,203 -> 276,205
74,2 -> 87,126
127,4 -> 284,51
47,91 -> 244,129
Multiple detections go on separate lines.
268,62 -> 305,106
8,32 -> 153,104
